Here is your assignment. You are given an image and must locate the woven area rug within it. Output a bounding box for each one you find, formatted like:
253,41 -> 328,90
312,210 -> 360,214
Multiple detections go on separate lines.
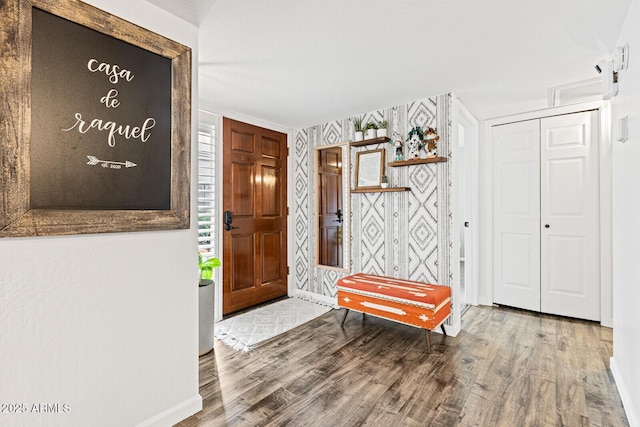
214,297 -> 332,352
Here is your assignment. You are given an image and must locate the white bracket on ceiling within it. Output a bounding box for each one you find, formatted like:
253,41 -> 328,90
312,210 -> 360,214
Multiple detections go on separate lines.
614,44 -> 629,72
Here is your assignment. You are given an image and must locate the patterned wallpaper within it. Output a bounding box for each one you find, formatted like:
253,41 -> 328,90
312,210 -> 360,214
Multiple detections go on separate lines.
293,94 -> 453,318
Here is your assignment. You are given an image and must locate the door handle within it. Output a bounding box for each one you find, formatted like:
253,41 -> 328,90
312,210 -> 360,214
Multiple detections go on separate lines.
335,209 -> 344,224
224,210 -> 239,231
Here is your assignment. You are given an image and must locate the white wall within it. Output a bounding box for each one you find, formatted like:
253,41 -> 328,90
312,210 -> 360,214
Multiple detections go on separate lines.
611,1 -> 640,425
0,1 -> 200,426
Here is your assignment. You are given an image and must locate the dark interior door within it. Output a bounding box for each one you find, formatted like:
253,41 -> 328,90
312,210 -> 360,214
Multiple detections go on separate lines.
222,118 -> 288,315
318,147 -> 343,268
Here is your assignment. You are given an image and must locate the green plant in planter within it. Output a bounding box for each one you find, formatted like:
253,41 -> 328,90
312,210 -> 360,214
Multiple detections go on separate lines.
353,115 -> 364,132
378,119 -> 388,129
364,121 -> 378,131
381,175 -> 388,184
199,253 -> 221,284
198,253 -> 220,356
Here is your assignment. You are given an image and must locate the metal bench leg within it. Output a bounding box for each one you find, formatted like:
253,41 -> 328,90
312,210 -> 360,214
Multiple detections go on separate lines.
441,324 -> 447,336
425,329 -> 432,353
340,309 -> 350,327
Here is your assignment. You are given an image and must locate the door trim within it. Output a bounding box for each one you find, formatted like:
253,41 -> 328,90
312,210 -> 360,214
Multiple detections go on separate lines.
481,100 -> 613,326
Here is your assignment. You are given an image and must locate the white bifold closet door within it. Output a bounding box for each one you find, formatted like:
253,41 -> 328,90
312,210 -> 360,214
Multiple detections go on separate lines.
492,111 -> 600,321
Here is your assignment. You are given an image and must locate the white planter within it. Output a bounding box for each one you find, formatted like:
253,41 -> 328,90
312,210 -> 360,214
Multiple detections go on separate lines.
381,182 -> 389,189
365,129 -> 377,139
199,280 -> 214,356
354,131 -> 364,142
377,128 -> 387,138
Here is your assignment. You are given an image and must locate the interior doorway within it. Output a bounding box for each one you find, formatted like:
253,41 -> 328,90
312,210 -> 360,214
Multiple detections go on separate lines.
458,124 -> 468,308
455,100 -> 479,316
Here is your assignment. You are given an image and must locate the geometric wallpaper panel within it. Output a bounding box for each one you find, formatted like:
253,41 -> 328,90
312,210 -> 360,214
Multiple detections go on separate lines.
293,94 -> 454,324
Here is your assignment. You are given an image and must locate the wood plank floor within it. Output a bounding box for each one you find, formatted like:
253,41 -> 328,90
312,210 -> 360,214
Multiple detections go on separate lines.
176,305 -> 629,427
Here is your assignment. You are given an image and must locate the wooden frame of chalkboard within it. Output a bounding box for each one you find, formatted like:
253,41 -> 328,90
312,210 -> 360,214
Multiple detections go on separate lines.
0,0 -> 191,238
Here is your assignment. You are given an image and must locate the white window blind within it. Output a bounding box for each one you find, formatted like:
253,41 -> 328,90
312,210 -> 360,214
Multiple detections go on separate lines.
198,124 -> 216,257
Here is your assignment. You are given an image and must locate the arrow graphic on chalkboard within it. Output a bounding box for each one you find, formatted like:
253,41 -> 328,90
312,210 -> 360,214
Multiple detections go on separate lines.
86,155 -> 137,168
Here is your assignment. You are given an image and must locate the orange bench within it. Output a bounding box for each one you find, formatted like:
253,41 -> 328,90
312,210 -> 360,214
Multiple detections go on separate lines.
337,273 -> 451,352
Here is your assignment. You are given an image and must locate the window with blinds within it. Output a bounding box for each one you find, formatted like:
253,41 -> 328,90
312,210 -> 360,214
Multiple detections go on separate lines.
198,124 -> 216,257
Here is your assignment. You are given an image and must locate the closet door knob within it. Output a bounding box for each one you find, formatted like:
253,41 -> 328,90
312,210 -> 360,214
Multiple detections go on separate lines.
544,224 -> 550,228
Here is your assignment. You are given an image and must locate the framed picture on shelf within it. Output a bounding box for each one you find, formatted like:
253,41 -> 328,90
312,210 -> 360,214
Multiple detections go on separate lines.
355,149 -> 385,189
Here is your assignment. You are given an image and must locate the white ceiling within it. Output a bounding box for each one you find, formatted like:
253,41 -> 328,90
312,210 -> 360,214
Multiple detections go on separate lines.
147,0 -> 631,129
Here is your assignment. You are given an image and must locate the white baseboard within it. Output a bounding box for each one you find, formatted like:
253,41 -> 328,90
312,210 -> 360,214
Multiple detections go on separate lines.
600,316 -> 613,328
136,394 -> 202,427
477,297 -> 493,306
610,357 -> 639,427
435,320 -> 461,337
293,289 -> 338,308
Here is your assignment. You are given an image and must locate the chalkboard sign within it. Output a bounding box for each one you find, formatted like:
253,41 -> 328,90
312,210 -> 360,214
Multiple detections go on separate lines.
0,0 -> 191,238
31,8 -> 172,210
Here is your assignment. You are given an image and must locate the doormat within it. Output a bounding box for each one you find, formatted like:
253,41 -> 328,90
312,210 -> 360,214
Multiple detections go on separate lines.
214,297 -> 332,352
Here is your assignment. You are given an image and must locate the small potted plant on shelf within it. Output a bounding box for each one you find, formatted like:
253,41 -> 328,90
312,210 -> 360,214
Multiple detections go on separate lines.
377,119 -> 388,138
364,121 -> 378,140
199,253 -> 221,356
381,175 -> 389,188
353,115 -> 364,141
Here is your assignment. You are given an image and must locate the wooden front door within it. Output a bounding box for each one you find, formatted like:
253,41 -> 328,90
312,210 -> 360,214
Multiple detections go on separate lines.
317,147 -> 343,268
222,118 -> 288,315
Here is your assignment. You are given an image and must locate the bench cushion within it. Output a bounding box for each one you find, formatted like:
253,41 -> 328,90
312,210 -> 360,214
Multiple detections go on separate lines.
337,274 -> 450,308
337,273 -> 451,330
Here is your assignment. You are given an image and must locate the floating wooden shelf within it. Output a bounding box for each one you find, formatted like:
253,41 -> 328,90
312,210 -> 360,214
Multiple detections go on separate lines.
388,157 -> 448,167
351,187 -> 411,193
350,136 -> 391,147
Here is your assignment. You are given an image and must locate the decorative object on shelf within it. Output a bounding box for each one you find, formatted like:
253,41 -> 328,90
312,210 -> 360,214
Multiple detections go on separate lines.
355,148 -> 385,189
381,175 -> 389,188
392,131 -> 404,161
364,121 -> 378,140
377,119 -> 388,138
424,127 -> 440,158
353,115 -> 364,141
406,126 -> 424,159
